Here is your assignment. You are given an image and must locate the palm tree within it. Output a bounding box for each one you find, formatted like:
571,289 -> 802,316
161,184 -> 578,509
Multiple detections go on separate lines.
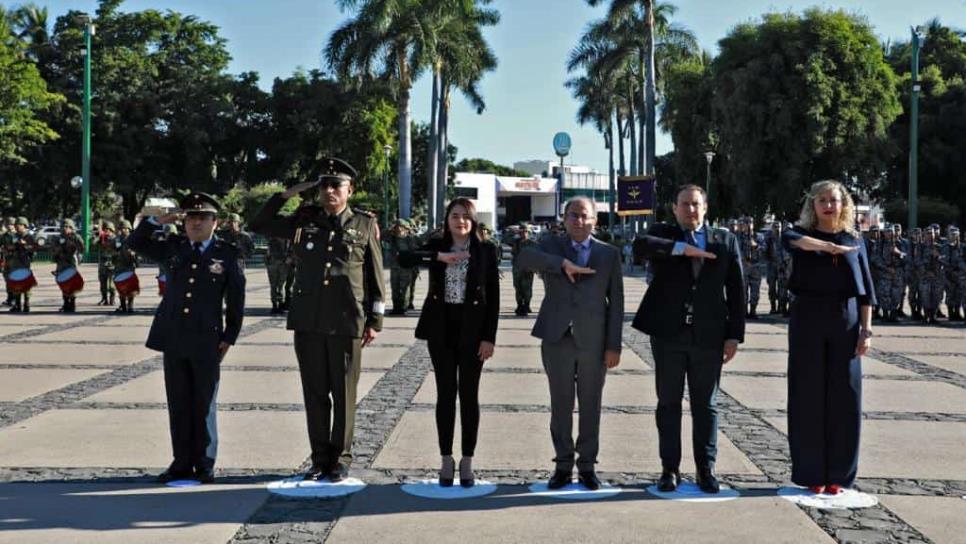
584,0 -> 698,174
326,0 -> 436,220
10,4 -> 52,62
567,69 -> 619,226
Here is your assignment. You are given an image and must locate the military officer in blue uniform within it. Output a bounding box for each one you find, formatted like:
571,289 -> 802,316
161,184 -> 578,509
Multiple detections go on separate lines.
251,158 -> 386,483
127,192 -> 246,484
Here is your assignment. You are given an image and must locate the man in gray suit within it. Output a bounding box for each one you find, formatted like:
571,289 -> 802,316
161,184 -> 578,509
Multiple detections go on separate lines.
517,196 -> 624,490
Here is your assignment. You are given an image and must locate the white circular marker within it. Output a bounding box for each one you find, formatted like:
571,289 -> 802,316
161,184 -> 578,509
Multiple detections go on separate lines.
528,481 -> 621,500
778,487 -> 878,509
646,481 -> 740,502
306,242 -> 314,250
267,476 -> 366,498
166,479 -> 201,488
401,479 -> 498,500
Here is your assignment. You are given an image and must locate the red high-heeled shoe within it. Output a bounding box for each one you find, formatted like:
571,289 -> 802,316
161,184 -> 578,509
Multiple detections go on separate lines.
825,484 -> 842,495
808,485 -> 825,494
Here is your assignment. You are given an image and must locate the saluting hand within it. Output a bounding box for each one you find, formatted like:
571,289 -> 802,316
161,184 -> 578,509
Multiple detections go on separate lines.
437,251 -> 470,265
826,242 -> 858,255
561,258 -> 595,283
682,245 -> 717,260
157,212 -> 184,225
282,181 -> 319,199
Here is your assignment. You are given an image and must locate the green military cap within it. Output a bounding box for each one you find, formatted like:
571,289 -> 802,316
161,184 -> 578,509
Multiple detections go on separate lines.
317,157 -> 357,182
62,219 -> 76,229
180,192 -> 220,215
393,218 -> 409,228
227,213 -> 242,223
15,217 -> 29,226
164,224 -> 178,234
119,219 -> 133,229
4,217 -> 14,225
102,221 -> 116,231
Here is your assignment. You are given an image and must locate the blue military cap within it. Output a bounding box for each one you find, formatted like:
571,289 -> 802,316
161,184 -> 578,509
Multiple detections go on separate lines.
180,192 -> 220,215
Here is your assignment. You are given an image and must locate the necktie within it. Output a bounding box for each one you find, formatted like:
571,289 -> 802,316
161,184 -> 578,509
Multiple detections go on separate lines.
575,242 -> 588,267
192,242 -> 203,260
687,230 -> 702,279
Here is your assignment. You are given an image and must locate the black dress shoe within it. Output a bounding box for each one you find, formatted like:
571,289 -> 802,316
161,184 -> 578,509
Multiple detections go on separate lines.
194,467 -> 215,484
578,471 -> 601,491
547,469 -> 572,490
157,467 -> 194,483
657,468 -> 680,492
696,467 -> 720,494
327,462 -> 348,483
302,466 -> 328,481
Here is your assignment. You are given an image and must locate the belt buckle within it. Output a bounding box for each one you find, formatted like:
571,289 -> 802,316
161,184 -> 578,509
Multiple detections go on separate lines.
684,314 -> 694,325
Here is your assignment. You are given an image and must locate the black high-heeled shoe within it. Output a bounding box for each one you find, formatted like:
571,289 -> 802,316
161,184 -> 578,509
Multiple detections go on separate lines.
459,457 -> 474,488
439,455 -> 454,487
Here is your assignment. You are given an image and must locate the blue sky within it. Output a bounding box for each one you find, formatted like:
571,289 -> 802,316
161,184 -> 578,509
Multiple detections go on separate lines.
34,0 -> 966,174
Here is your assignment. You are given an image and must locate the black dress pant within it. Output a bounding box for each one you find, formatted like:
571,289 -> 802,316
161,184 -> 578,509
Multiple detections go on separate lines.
163,336 -> 221,472
294,332 -> 361,469
427,303 -> 484,457
651,328 -> 723,470
788,296 -> 862,487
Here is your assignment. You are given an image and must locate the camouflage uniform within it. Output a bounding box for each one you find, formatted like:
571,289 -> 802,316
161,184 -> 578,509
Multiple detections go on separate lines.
871,228 -> 906,322
511,225 -> 537,316
95,221 -> 118,305
266,236 -> 291,314
738,218 -> 766,318
386,220 -> 418,315
218,213 -> 255,270
114,220 -> 139,313
916,231 -> 945,324
50,219 -> 86,313
865,226 -> 881,319
906,229 -> 923,319
1,217 -> 37,312
944,227 -> 964,321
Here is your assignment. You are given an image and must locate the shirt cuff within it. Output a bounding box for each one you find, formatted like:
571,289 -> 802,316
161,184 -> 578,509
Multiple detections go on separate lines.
146,217 -> 160,226
672,242 -> 686,256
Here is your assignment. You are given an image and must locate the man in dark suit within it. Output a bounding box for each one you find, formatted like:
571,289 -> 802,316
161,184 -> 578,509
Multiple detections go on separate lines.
517,196 -> 623,491
632,184 -> 745,494
128,192 -> 246,484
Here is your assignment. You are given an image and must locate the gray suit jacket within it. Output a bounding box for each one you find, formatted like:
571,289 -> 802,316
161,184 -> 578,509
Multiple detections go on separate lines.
517,234 -> 624,354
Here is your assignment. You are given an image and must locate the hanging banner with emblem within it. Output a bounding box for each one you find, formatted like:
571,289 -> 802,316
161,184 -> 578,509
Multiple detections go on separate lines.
617,175 -> 655,216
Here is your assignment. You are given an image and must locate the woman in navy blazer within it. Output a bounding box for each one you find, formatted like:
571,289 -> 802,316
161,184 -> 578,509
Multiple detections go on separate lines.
399,198 -> 500,488
782,180 -> 876,496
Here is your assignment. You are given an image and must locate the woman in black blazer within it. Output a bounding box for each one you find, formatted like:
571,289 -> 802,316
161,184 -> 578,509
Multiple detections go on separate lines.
399,197 -> 500,488
782,180 -> 876,496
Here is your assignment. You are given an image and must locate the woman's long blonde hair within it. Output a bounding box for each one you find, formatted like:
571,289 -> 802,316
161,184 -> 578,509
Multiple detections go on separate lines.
795,180 -> 858,237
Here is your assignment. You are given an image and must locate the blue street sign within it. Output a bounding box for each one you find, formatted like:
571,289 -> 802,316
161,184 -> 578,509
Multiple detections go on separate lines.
553,132 -> 571,157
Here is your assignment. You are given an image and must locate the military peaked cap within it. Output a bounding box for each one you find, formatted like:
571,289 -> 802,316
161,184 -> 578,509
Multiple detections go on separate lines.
180,192 -> 220,215
317,157 -> 357,181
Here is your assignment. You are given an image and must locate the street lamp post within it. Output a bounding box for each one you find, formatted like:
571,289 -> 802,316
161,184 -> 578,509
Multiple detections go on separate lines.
909,26 -> 924,230
383,144 -> 392,231
704,151 -> 715,219
80,17 -> 94,258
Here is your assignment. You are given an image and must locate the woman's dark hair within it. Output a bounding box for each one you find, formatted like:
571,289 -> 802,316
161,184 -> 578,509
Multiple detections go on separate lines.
441,197 -> 482,245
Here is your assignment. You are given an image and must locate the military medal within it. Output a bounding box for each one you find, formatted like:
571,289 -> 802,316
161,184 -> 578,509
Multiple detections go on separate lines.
209,259 -> 224,274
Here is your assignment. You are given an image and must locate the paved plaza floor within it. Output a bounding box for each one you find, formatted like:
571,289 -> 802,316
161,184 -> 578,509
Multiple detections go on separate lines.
1,262 -> 964,543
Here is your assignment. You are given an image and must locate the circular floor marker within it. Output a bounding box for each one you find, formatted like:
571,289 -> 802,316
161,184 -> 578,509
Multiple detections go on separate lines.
527,481 -> 621,500
778,487 -> 878,509
166,480 -> 201,488
646,481 -> 740,502
267,476 -> 367,498
401,479 -> 498,499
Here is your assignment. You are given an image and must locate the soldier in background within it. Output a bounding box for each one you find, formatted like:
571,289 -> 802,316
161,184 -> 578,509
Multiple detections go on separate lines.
2,217 -> 37,312
907,228 -> 923,320
765,221 -> 783,314
95,221 -> 118,306
738,217 -> 766,319
945,226 -> 964,321
893,224 -> 909,317
115,219 -> 139,313
386,219 -> 417,315
511,223 -> 537,316
51,219 -> 86,313
865,226 -> 882,319
872,225 -> 906,323
916,227 -> 946,324
154,223 -> 178,297
219,213 -> 255,270
266,236 -> 291,314
2,217 -> 15,306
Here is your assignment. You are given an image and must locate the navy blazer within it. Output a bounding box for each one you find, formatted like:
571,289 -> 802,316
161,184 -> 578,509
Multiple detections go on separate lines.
128,220 -> 246,355
782,226 -> 877,307
631,222 -> 745,348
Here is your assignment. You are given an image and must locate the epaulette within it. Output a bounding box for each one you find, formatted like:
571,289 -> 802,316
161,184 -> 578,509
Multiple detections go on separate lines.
352,208 -> 377,219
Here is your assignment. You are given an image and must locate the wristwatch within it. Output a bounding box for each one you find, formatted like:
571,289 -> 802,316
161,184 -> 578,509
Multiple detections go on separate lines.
859,328 -> 874,339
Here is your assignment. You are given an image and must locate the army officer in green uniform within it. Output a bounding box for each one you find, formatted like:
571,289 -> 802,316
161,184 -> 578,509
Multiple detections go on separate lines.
251,157 -> 386,483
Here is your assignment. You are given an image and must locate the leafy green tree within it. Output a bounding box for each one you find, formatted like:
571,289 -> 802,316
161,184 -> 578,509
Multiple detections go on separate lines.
453,158 -> 526,177
712,9 -> 901,217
